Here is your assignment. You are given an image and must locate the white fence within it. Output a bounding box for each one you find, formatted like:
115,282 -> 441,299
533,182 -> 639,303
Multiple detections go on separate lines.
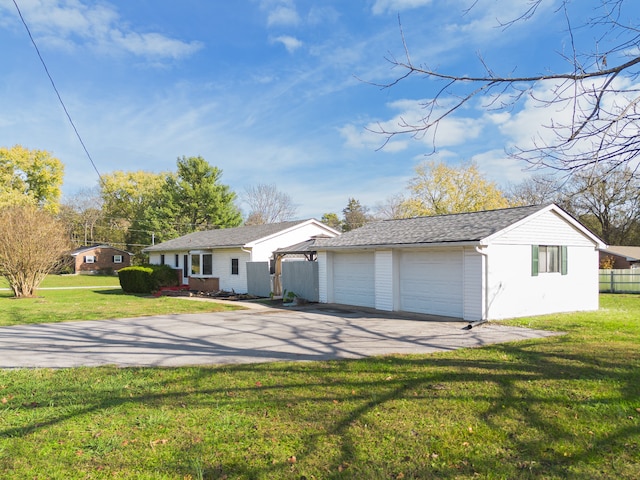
599,269 -> 640,293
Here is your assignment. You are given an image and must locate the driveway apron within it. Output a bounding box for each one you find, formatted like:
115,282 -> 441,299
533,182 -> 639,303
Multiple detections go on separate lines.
0,305 -> 560,368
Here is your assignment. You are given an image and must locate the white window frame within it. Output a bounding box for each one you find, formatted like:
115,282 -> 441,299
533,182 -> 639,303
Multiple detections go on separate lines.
84,255 -> 96,264
532,245 -> 567,276
113,255 -> 123,264
190,251 -> 214,277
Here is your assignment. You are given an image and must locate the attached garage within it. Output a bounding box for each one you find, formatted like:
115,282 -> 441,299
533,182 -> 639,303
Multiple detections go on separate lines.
332,252 -> 375,308
317,204 -> 605,321
399,249 -> 463,318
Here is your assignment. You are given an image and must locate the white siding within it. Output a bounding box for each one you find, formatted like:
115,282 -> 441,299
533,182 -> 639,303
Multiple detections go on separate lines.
317,207 -> 600,320
318,251 -> 329,303
375,250 -> 394,311
463,247 -> 483,321
493,210 -> 594,246
212,249 -> 251,293
251,222 -> 338,261
485,244 -> 599,319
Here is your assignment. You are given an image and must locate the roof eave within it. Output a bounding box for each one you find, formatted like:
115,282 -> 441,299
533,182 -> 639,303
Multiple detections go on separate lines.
317,240 -> 482,251
143,244 -> 248,253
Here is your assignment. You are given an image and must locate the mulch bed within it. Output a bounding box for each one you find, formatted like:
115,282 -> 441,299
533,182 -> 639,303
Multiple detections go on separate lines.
154,286 -> 262,301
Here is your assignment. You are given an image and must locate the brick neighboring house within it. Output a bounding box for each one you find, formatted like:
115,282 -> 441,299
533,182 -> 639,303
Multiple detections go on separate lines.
70,245 -> 133,274
599,246 -> 640,269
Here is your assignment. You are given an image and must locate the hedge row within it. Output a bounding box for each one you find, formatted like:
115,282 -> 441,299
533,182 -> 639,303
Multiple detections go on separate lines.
118,264 -> 179,294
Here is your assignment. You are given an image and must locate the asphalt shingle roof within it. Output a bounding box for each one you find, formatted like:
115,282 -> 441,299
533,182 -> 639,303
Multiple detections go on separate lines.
317,204 -> 549,248
144,220 -> 309,252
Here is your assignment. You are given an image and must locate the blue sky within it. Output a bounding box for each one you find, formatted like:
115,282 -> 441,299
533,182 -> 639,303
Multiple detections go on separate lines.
0,0 -> 615,218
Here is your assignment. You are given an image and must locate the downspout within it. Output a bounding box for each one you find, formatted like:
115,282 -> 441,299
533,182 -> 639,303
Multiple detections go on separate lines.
465,246 -> 489,329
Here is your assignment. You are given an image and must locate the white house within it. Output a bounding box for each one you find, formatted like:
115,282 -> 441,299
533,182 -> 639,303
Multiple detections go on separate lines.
316,204 -> 606,321
144,219 -> 339,294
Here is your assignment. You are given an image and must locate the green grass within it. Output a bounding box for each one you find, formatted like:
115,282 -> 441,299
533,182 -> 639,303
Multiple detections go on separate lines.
0,295 -> 638,479
0,275 -> 240,326
0,273 -> 122,289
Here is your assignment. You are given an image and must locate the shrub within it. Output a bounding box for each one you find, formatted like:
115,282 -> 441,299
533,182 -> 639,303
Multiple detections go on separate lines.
118,264 -> 179,294
118,266 -> 154,294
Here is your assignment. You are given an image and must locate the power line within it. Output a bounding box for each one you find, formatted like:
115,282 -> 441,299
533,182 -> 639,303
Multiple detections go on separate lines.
12,0 -> 104,185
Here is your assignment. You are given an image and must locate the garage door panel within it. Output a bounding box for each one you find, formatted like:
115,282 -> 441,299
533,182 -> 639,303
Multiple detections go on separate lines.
333,252 -> 375,308
400,250 -> 463,318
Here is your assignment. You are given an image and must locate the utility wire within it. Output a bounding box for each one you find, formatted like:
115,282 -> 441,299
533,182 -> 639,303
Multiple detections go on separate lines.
12,0 -> 104,185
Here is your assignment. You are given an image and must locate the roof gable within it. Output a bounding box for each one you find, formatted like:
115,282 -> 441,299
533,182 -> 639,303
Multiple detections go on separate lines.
144,219 -> 333,252
316,204 -> 602,249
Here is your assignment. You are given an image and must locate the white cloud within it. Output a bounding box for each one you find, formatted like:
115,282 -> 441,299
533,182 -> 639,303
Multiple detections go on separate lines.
267,4 -> 300,27
259,0 -> 300,27
271,35 -> 303,53
1,0 -> 202,59
441,0 -> 558,46
372,98 -> 485,149
339,123 -> 409,152
471,149 -> 530,185
371,0 -> 434,15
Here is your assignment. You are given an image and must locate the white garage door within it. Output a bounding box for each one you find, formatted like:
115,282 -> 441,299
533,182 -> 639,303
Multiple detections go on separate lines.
333,252 -> 375,308
400,249 -> 463,318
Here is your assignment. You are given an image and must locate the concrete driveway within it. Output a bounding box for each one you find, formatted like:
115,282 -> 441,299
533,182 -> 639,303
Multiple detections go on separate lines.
0,303 -> 560,368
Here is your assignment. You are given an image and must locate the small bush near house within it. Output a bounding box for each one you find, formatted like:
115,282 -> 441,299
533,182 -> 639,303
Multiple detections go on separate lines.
118,264 -> 178,294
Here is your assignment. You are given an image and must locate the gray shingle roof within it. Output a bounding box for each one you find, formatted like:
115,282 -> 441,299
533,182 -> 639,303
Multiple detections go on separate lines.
317,204 -> 549,248
144,220 -> 310,252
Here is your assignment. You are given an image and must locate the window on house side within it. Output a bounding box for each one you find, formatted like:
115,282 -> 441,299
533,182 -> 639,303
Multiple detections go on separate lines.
202,254 -> 213,276
85,255 -> 95,264
113,255 -> 123,263
160,254 -> 165,265
191,254 -> 200,275
532,245 -> 567,276
191,253 -> 213,276
231,258 -> 239,275
175,254 -> 179,267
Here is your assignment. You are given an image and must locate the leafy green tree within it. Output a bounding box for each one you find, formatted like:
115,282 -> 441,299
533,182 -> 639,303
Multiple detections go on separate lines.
169,156 -> 241,231
321,212 -> 342,231
100,170 -> 167,250
0,145 -> 64,213
342,198 -> 371,232
100,170 -> 166,223
98,157 -> 241,249
137,156 -> 242,244
402,160 -> 511,216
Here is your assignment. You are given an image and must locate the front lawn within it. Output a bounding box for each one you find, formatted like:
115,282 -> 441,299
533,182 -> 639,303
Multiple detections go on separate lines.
0,273 -> 122,290
0,294 -> 638,478
0,275 -> 241,326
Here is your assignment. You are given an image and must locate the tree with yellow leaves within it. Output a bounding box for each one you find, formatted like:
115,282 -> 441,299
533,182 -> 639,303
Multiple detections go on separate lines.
0,145 -> 64,213
401,160 -> 511,217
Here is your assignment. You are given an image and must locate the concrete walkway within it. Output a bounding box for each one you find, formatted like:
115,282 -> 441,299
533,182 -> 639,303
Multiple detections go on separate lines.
0,304 -> 561,368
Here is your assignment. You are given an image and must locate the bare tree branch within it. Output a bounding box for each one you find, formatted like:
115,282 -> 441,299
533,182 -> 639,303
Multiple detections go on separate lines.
243,183 -> 298,224
370,0 -> 640,175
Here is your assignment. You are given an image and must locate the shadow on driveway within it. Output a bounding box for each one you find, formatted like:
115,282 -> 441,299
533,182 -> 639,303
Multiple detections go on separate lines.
0,303 -> 561,368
